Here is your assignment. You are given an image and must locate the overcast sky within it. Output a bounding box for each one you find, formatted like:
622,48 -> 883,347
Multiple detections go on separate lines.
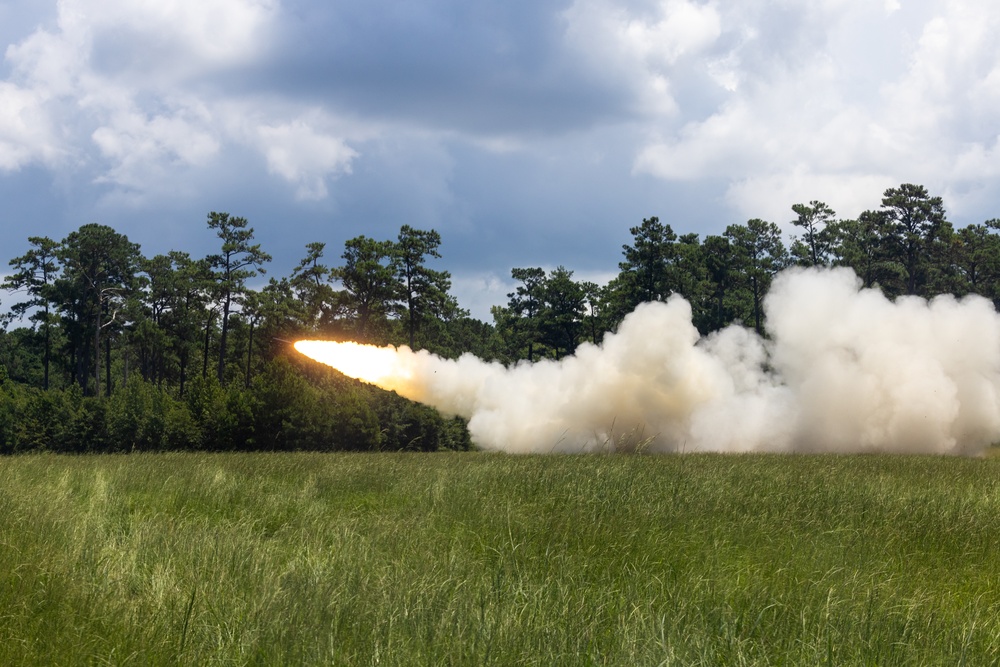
3,0 -> 1000,319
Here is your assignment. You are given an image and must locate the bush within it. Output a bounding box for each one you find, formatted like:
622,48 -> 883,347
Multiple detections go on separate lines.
14,386 -> 79,451
373,391 -> 472,451
106,378 -> 200,451
252,359 -> 382,451
71,397 -> 109,453
185,375 -> 255,450
325,384 -> 382,451
0,358 -> 472,453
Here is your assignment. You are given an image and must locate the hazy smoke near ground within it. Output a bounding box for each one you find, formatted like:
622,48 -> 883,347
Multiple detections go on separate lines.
297,268 -> 1000,455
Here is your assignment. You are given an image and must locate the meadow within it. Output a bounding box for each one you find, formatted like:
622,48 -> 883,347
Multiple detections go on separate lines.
1,451 -> 1000,665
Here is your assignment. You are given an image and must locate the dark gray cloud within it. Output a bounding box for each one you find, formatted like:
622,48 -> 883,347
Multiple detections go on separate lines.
244,0 -> 633,136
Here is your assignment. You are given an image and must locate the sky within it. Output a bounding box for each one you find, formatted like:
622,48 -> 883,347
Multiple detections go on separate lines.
3,0 -> 1000,320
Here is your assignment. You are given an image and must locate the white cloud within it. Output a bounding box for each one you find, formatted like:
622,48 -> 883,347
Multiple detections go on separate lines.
562,0 -> 725,117
5,0 -> 278,92
627,0 -> 1000,222
64,0 -> 278,78
620,0 -> 722,68
0,82 -> 61,170
4,18 -> 83,95
90,102 -> 221,190
256,119 -> 359,201
0,0 -> 365,202
883,3 -> 1000,134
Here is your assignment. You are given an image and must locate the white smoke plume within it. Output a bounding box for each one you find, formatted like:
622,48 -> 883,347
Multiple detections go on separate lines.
296,267 -> 1000,455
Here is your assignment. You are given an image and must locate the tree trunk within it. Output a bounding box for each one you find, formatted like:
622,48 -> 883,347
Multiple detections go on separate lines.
217,294 -> 231,384
752,277 -> 762,336
95,294 -> 102,398
180,347 -> 188,397
245,321 -> 255,389
203,311 -> 214,379
75,340 -> 85,394
105,335 -> 112,397
43,307 -> 50,391
406,269 -> 416,349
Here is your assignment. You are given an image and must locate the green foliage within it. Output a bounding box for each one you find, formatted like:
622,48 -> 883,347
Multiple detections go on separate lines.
699,234 -> 739,332
725,218 -> 789,334
372,391 -> 472,451
829,209 -> 897,288
953,221 -> 1000,302
327,384 -> 384,451
333,235 -> 398,341
0,380 -> 118,453
538,266 -> 584,359
503,266 -> 546,361
0,327 -> 46,386
57,223 -> 143,396
0,359 -> 474,454
393,225 -> 465,350
3,236 -> 60,389
790,200 -> 836,266
250,358 -> 380,451
72,395 -> 110,452
106,378 -> 200,451
0,378 -> 25,453
10,386 -> 77,452
206,211 -> 272,384
880,183 -> 949,296
0,218 -> 479,453
618,215 -> 679,306
403,315 -> 504,362
495,266 -> 588,361
290,241 -> 338,328
248,358 -> 322,450
184,373 -> 227,448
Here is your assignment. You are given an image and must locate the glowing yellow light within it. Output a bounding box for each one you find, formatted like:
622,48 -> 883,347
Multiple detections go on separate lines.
294,340 -> 412,388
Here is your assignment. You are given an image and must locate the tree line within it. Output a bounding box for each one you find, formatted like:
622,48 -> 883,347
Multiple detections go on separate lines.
0,216 -> 475,453
1,182 -> 997,452
492,183 -> 1000,361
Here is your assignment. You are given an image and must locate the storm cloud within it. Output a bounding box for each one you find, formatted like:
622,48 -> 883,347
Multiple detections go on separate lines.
3,1 -> 1000,317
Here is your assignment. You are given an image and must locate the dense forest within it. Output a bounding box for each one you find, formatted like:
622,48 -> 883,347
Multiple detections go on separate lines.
1,183 -> 997,453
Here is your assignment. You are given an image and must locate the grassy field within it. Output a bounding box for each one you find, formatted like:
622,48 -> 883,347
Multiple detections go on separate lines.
2,452 -> 1000,665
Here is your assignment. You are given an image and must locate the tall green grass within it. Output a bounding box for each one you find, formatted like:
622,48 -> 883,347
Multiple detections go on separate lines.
2,452 -> 1000,665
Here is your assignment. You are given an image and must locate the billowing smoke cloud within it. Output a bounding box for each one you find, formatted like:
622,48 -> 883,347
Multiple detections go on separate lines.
296,268 -> 1000,455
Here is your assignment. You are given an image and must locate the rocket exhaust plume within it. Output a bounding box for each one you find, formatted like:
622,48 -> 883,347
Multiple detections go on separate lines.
295,268 -> 1000,455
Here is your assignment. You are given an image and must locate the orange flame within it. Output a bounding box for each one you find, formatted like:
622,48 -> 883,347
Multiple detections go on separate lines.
293,340 -> 415,392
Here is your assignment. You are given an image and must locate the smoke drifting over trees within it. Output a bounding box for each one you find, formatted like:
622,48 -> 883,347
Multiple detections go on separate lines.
300,268 -> 1000,455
